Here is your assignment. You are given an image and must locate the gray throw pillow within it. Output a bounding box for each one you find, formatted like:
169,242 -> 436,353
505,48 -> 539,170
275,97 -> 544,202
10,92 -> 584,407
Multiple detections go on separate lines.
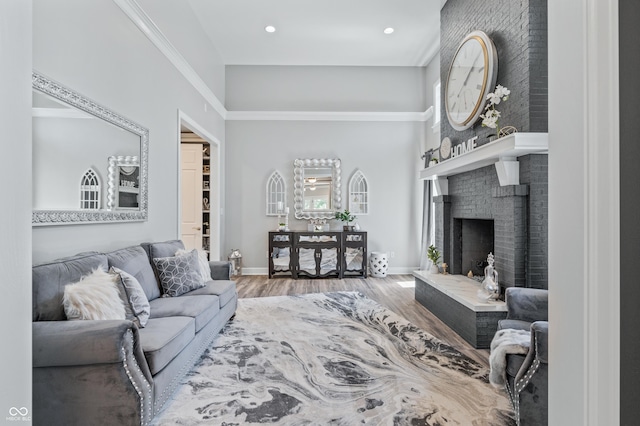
175,248 -> 212,283
153,249 -> 205,297
110,266 -> 151,327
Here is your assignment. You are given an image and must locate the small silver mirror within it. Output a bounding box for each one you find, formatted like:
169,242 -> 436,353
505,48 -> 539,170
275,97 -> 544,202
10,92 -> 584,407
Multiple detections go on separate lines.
293,158 -> 341,220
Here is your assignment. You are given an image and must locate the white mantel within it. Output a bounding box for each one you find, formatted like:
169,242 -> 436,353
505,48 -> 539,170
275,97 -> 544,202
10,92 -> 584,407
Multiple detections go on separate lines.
419,132 -> 548,193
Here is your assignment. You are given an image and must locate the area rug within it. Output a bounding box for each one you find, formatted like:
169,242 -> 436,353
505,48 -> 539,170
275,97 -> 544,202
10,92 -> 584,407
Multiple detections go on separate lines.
152,292 -> 515,425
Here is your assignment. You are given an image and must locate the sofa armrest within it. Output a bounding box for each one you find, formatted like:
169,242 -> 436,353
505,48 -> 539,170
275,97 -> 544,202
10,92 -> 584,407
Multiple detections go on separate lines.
505,287 -> 548,323
33,320 -> 154,425
515,320 -> 548,385
209,260 -> 232,280
33,320 -> 147,373
530,320 -> 548,363
512,321 -> 548,425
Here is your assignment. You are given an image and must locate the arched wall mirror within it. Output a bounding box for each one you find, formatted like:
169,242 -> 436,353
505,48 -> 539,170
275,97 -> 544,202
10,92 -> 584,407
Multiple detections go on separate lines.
266,170 -> 286,216
348,169 -> 369,215
32,71 -> 149,225
293,158 -> 341,220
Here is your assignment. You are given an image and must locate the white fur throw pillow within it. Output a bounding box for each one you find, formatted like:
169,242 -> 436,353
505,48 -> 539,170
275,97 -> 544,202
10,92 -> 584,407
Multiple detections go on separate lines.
175,248 -> 212,283
63,267 -> 126,321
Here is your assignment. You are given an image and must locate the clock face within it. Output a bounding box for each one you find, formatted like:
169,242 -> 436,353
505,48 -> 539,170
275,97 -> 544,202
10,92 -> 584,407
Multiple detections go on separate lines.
445,31 -> 497,131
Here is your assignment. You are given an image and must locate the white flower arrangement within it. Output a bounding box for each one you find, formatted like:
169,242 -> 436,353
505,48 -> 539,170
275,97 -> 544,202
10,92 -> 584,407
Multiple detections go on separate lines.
480,84 -> 510,136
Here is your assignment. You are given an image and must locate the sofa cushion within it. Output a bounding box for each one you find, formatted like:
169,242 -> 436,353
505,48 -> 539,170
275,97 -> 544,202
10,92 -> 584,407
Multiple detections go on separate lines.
106,245 -> 161,301
149,295 -> 220,332
62,268 -> 126,321
110,266 -> 151,327
185,280 -> 237,308
153,250 -> 206,297
141,240 -> 185,267
138,316 -> 195,375
33,252 -> 108,321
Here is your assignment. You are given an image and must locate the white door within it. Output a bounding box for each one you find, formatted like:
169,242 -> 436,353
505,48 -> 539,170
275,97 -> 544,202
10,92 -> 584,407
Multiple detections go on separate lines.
180,143 -> 203,250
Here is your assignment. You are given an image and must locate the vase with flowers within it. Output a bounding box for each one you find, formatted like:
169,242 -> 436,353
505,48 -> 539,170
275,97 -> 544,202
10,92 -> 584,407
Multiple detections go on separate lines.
480,84 -> 513,139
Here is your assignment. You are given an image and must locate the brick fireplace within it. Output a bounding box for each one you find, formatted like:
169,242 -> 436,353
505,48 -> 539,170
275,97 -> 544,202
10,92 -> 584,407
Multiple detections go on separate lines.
423,133 -> 549,291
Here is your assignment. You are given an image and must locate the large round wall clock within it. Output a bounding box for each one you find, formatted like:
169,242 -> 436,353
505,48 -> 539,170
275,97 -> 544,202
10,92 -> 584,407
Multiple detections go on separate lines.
445,30 -> 498,131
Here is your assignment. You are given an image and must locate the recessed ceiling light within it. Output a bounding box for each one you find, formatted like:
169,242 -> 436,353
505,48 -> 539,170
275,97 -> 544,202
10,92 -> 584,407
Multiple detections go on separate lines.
384,27 -> 394,34
265,25 -> 276,33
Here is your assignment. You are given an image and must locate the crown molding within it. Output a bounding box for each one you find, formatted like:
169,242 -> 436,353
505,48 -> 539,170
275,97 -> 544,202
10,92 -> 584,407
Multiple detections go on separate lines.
227,108 -> 433,122
112,0 -> 227,119
112,0 -> 434,124
415,39 -> 441,67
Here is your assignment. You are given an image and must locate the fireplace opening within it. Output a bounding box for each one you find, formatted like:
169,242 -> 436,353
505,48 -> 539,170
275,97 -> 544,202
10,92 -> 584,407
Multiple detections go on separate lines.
453,219 -> 494,277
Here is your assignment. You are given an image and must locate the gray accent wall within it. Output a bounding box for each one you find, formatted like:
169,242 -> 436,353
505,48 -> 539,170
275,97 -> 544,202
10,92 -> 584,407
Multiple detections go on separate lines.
620,1 -> 640,423
440,0 -> 548,145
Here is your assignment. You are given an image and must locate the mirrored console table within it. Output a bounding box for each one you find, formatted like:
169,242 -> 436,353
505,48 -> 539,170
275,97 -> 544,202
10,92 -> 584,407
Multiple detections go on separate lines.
269,231 -> 367,279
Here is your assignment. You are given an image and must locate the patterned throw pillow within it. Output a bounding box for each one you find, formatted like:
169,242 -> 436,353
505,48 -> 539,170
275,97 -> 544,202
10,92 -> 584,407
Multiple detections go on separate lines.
175,248 -> 212,282
110,266 -> 151,327
153,249 -> 206,297
63,267 -> 126,321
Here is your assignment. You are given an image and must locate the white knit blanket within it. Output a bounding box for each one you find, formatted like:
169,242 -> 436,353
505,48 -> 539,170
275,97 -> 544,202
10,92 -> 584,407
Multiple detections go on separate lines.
489,328 -> 531,388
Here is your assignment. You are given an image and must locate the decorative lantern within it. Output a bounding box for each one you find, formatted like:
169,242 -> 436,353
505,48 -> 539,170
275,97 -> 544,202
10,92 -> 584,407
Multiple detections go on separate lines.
228,249 -> 242,276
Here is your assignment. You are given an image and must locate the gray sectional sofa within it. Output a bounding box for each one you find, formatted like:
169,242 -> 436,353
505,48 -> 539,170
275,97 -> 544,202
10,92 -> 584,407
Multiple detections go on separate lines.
32,239 -> 238,426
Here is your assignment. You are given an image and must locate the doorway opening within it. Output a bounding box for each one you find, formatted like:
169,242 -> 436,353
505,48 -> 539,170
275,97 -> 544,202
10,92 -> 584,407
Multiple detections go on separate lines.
179,114 -> 220,261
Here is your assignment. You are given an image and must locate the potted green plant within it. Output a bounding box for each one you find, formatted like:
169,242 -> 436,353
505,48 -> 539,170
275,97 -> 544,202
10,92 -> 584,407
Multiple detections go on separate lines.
335,209 -> 357,231
427,244 -> 441,274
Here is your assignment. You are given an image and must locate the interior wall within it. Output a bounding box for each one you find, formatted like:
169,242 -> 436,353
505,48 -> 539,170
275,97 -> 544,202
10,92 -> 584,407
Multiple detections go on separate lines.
137,0 -> 226,105
0,0 -> 32,416
225,65 -> 427,273
423,52 -> 442,155
31,0 -> 226,264
226,65 -> 427,112
225,120 -> 424,273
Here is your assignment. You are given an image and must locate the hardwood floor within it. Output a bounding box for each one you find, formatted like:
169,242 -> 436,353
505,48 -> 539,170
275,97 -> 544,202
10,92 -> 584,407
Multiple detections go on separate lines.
233,274 -> 491,366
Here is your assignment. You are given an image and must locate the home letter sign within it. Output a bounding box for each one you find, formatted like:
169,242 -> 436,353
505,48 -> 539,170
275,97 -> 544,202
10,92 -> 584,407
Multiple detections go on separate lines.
451,136 -> 478,159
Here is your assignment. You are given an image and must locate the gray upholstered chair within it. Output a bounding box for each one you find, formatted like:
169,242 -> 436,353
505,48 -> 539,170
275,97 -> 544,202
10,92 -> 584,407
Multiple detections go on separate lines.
498,287 -> 548,426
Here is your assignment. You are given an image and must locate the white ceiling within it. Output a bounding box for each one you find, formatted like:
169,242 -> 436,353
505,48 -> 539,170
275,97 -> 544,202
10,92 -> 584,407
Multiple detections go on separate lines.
187,0 -> 444,67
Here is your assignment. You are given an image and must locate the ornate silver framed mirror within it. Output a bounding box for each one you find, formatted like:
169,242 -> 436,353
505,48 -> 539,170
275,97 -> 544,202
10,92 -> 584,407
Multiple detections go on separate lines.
32,71 -> 149,225
293,158 -> 341,220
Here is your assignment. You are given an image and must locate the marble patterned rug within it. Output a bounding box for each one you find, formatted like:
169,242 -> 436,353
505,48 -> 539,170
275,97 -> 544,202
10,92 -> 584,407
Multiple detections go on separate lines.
152,292 -> 515,425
